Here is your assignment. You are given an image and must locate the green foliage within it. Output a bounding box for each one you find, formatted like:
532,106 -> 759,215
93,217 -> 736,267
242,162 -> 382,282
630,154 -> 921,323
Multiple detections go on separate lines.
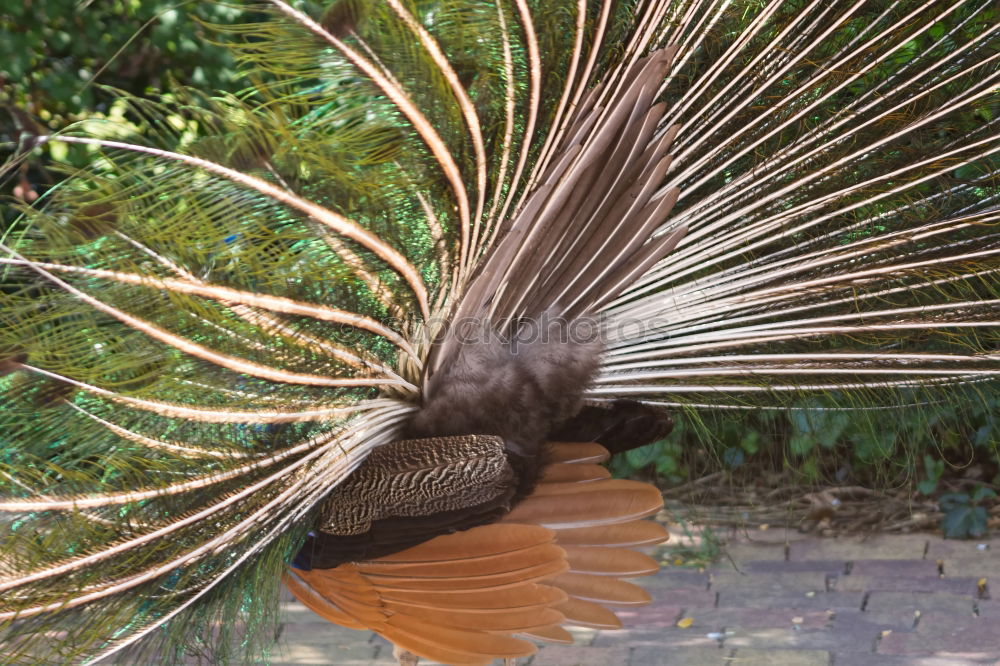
1,1 -> 244,124
788,407 -> 850,456
918,454 -> 945,496
1,0 -> 246,210
610,423 -> 691,484
940,486 -> 997,539
614,390 -> 1000,502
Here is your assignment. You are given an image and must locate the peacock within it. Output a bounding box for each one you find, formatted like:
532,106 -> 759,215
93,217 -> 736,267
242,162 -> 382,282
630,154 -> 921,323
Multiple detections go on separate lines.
1,0 -> 998,664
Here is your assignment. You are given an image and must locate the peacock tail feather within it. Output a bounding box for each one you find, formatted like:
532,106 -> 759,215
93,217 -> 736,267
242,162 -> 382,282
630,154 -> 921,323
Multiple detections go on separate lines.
1,0 -> 998,663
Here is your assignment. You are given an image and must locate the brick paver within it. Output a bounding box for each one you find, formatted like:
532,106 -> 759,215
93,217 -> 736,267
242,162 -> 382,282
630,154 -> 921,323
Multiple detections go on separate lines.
277,530 -> 1000,665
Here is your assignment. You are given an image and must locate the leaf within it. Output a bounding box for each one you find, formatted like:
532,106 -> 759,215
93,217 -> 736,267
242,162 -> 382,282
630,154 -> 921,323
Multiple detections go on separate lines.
676,617 -> 694,628
625,441 -> 662,470
854,430 -> 896,462
654,455 -> 679,478
817,413 -> 850,449
974,425 -> 994,446
789,433 -> 815,457
938,493 -> 971,511
722,447 -> 744,469
917,479 -> 938,496
789,408 -> 849,451
918,455 -> 944,495
923,454 -> 944,479
971,487 -> 997,503
48,141 -> 69,163
942,505 -> 988,539
790,409 -> 813,435
740,430 -> 760,455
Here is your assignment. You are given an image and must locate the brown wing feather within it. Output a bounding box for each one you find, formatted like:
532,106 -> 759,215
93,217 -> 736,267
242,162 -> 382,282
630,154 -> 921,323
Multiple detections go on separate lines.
553,520 -> 668,547
379,583 -> 567,611
539,462 -> 612,483
282,571 -> 366,630
363,559 -> 569,592
369,523 -> 553,562
380,603 -> 564,632
530,477 -> 660,497
381,615 -> 537,663
286,523 -> 567,663
562,545 -> 660,577
358,544 -> 567,580
546,573 -> 652,606
501,479 -> 663,527
521,624 -> 575,644
553,597 -> 623,629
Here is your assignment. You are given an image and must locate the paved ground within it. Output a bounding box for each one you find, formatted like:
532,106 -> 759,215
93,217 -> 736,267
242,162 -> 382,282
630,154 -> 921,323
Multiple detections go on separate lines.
274,527 -> 1000,665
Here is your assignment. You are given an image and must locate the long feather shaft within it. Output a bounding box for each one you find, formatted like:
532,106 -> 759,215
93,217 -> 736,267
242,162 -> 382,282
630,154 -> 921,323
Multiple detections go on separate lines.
602,352 -> 999,372
0,425 -> 340,512
497,0 -> 542,225
65,402 -> 258,460
618,237 -> 1000,329
17,364 -> 398,423
589,374 -> 995,395
40,134 -> 431,317
384,0 -> 487,264
114,231 -> 398,374
630,137 -> 998,299
0,256 -> 417,361
1,250 -> 407,389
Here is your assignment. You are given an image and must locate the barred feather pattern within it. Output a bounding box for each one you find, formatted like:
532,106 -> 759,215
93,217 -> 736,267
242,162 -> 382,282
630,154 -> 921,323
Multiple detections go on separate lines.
315,435 -> 514,536
0,0 -> 997,663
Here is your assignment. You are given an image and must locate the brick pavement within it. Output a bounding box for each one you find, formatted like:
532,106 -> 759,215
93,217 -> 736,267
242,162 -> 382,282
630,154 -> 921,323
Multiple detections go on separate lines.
274,528 -> 1000,665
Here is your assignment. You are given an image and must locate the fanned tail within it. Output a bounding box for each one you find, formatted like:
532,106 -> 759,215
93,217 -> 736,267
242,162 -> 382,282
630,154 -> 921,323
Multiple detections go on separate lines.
1,1 -> 997,663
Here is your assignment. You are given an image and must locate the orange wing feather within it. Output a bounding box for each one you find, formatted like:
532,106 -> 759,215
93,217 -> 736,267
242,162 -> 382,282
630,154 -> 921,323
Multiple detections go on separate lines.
285,442 -> 668,663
